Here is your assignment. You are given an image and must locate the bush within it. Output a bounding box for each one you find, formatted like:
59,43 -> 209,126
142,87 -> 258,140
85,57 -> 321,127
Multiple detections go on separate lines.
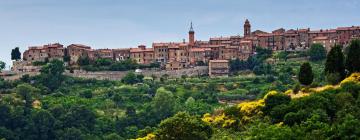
298,62 -> 314,85
308,43 -> 326,61
326,73 -> 342,85
293,83 -> 301,94
80,90 -> 93,98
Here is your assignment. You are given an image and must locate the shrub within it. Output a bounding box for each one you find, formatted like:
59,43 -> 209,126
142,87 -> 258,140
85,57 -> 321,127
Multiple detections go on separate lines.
80,90 -> 93,98
326,73 -> 342,85
293,83 -> 301,94
308,43 -> 326,61
298,62 -> 314,85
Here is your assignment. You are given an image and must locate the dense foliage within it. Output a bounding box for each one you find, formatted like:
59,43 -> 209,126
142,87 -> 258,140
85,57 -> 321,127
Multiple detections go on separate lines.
11,47 -> 21,61
78,57 -> 160,71
2,40 -> 360,139
0,61 -> 5,71
308,43 -> 327,61
298,62 -> 314,85
345,39 -> 360,74
325,45 -> 345,84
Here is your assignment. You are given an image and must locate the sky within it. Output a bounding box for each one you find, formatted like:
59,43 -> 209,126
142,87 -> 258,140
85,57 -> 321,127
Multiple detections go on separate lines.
1,0 -> 359,69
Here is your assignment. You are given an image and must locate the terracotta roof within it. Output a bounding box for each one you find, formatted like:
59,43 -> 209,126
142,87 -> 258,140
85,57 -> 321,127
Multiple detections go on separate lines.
309,29 -> 336,34
68,44 -> 91,49
256,33 -> 273,37
112,48 -> 130,51
190,48 -> 211,52
298,28 -> 310,32
130,48 -> 154,53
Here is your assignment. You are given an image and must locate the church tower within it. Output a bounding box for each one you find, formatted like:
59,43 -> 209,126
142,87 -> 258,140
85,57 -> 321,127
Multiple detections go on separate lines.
244,19 -> 251,37
189,22 -> 195,46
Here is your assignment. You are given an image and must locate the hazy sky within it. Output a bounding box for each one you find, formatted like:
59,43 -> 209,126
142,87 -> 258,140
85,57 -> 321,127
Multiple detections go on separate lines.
1,0 -> 359,68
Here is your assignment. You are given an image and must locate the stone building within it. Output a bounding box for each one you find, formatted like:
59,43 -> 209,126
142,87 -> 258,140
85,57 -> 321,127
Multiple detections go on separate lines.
67,44 -> 91,65
189,47 -> 211,65
95,49 -> 114,60
113,48 -> 131,61
20,20 -> 360,72
312,36 -> 337,51
130,45 -> 154,64
208,60 -> 229,77
23,43 -> 64,62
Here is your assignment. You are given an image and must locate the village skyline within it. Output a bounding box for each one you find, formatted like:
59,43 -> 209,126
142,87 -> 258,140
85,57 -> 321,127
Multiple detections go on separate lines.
1,0 -> 360,68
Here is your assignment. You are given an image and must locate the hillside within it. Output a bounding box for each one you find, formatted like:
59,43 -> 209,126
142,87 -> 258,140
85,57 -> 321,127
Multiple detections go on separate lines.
137,73 -> 360,140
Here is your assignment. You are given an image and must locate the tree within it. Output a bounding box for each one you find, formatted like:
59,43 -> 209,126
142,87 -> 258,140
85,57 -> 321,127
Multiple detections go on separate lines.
62,105 -> 96,131
263,92 -> 291,115
151,87 -> 177,120
77,55 -> 91,66
325,44 -> 345,81
15,83 -> 40,114
156,112 -> 212,140
298,62 -> 314,85
345,39 -> 360,74
57,127 -> 84,140
103,133 -> 123,140
0,61 -> 5,71
31,110 -> 56,140
11,47 -> 21,60
39,59 -> 65,91
308,43 -> 326,61
122,72 -> 137,84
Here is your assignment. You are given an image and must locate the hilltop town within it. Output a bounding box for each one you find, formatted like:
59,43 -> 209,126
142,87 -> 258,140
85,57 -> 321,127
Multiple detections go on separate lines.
11,19 -> 360,77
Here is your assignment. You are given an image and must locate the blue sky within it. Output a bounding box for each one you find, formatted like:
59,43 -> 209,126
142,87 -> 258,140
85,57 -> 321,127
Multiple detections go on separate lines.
1,0 -> 359,69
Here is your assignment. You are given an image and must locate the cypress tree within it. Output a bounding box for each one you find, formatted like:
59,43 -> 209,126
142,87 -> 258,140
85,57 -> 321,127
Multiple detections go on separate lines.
298,62 -> 314,85
325,44 -> 345,79
11,47 -> 21,60
346,39 -> 360,74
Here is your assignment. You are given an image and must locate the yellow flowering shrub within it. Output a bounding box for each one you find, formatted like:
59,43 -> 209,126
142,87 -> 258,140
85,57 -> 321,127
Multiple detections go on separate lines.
202,113 -> 237,128
263,90 -> 278,99
222,119 -> 236,128
340,73 -> 360,85
285,89 -> 293,95
135,133 -> 156,140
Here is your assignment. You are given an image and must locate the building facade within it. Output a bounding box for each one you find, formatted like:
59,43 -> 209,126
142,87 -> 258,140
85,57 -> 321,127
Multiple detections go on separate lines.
20,20 -> 360,71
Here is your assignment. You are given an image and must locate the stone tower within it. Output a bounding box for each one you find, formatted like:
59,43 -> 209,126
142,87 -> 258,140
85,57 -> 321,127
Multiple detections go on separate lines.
244,19 -> 251,37
189,22 -> 195,46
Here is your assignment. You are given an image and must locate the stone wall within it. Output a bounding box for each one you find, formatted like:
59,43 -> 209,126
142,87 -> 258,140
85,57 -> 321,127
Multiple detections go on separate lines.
4,66 -> 208,81
65,66 -> 208,80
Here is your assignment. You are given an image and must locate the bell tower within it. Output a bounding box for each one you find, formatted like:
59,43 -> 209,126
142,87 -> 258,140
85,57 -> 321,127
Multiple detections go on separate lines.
189,22 -> 195,46
244,19 -> 251,37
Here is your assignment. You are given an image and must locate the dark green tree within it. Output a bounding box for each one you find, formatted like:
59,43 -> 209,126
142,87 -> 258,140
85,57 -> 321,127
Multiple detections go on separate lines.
15,83 -> 40,115
39,59 -> 65,91
325,45 -> 345,80
345,39 -> 360,74
31,110 -> 56,140
77,55 -> 91,66
308,43 -> 327,61
122,72 -> 139,84
62,105 -> 96,131
57,127 -> 84,140
0,61 -> 5,72
11,47 -> 21,60
298,62 -> 314,85
156,112 -> 212,140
